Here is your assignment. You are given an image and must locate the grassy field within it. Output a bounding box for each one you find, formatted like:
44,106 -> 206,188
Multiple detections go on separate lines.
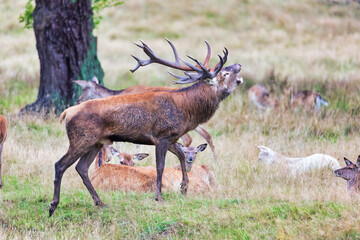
1,0 -> 360,239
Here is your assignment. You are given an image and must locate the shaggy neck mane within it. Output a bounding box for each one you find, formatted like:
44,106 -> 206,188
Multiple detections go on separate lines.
175,81 -> 220,126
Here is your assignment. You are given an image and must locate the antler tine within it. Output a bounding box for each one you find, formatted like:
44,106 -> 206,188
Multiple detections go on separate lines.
130,55 -> 146,73
211,47 -> 228,73
130,39 -> 195,73
169,72 -> 199,84
165,38 -> 181,64
203,40 -> 211,69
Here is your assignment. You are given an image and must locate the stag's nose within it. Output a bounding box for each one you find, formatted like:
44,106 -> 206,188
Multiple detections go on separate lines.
334,170 -> 340,176
187,157 -> 194,163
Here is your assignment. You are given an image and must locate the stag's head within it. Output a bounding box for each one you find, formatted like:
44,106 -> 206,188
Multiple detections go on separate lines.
130,39 -> 243,98
334,156 -> 360,180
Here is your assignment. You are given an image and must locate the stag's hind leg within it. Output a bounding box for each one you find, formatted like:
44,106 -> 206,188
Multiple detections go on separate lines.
49,147 -> 85,217
169,143 -> 189,196
75,145 -> 105,207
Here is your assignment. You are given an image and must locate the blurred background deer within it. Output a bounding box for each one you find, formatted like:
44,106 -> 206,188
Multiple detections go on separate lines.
257,145 -> 340,175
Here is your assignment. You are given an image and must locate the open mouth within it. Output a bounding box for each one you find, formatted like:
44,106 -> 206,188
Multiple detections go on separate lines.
236,77 -> 243,85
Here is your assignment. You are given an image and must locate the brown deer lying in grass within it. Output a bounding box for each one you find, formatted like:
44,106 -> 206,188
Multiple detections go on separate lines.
94,144 -> 149,169
290,90 -> 328,112
73,76 -> 217,160
334,156 -> 360,196
248,84 -> 279,109
91,143 -> 215,193
49,39 -> 242,216
0,115 -> 7,188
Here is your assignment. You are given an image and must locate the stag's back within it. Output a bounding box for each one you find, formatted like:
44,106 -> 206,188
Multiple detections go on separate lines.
0,116 -> 7,144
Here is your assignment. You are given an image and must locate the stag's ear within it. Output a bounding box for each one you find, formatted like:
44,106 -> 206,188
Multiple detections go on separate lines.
91,76 -> 100,84
133,153 -> 149,161
196,143 -> 207,153
356,155 -> 360,168
344,157 -> 353,166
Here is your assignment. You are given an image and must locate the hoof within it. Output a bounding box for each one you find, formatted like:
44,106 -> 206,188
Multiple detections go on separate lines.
155,195 -> 164,203
180,183 -> 188,196
49,202 -> 58,217
96,201 -> 107,208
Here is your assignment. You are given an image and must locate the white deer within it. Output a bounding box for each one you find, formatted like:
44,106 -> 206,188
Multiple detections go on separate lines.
257,145 -> 340,175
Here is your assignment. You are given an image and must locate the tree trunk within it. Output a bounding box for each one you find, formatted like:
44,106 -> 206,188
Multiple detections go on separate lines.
21,0 -> 104,115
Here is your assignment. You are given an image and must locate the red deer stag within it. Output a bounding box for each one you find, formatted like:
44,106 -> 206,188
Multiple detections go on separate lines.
49,39 -> 242,216
0,115 -> 7,188
73,77 -> 217,160
334,156 -> 360,196
91,143 -> 215,193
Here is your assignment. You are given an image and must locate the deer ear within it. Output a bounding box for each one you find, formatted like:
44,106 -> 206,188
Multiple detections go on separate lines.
91,76 -> 100,84
196,143 -> 207,153
356,155 -> 360,167
110,147 -> 120,157
344,157 -> 353,166
176,142 -> 185,149
73,80 -> 92,89
134,153 -> 149,161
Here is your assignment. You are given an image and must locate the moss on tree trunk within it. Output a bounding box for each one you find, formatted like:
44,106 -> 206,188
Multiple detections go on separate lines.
21,0 -> 104,115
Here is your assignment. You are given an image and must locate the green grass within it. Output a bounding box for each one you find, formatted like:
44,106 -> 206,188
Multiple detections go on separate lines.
1,176 -> 359,239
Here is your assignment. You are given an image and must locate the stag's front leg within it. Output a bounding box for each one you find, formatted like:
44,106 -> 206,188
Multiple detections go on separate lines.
155,140 -> 170,202
75,145 -> 105,207
169,143 -> 189,195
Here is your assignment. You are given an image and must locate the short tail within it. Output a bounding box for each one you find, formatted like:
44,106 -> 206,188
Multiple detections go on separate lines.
59,110 -> 67,124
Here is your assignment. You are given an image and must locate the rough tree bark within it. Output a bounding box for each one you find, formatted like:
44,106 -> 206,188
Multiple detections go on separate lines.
21,0 -> 104,115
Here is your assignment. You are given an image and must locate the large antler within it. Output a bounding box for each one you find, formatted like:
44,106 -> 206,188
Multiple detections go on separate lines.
130,39 -> 228,84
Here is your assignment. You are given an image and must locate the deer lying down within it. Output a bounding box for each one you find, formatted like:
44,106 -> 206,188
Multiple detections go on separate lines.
94,144 -> 149,170
0,115 -> 8,188
291,90 -> 328,112
74,77 -> 217,160
248,84 -> 278,109
257,146 -> 340,175
334,156 -> 360,196
91,143 -> 215,193
91,164 -> 215,193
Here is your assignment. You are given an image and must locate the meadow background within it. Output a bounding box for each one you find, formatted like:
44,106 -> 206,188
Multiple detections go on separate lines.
1,0 -> 360,239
